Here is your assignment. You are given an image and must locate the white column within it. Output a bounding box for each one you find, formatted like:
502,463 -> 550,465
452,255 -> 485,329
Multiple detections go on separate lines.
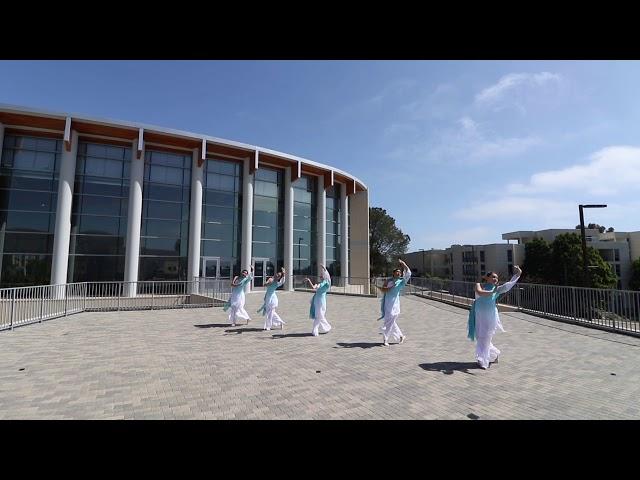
187,149 -> 203,290
340,184 -> 349,282
284,167 -> 294,291
240,158 -> 254,292
124,139 -> 145,297
317,175 -> 326,273
50,130 -> 78,290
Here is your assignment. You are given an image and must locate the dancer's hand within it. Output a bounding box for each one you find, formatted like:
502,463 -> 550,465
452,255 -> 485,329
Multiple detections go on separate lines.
514,265 -> 522,276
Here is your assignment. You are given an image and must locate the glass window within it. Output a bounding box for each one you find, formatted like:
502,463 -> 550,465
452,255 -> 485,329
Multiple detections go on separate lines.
1,189 -> 54,212
142,237 -> 180,256
72,235 -> 122,255
204,205 -> 237,224
81,195 -> 122,216
207,173 -> 236,192
294,189 -> 312,204
253,210 -> 278,228
201,158 -> 241,276
140,149 -> 191,281
293,230 -> 312,246
146,200 -> 182,220
254,195 -> 278,213
146,183 -> 182,202
143,219 -> 182,238
3,210 -> 52,233
254,181 -> 278,197
253,226 -> 277,243
255,168 -> 279,182
139,257 -> 186,281
205,190 -> 237,207
293,245 -> 311,260
207,159 -> 238,176
203,222 -> 235,242
294,216 -> 312,231
252,242 -> 277,259
67,255 -> 125,283
201,240 -> 235,258
78,215 -> 121,236
1,254 -> 52,287
294,202 -> 313,218
3,233 -> 51,254
1,135 -> 61,287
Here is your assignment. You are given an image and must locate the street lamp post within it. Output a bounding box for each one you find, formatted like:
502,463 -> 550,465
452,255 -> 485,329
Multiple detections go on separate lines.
579,204 -> 607,287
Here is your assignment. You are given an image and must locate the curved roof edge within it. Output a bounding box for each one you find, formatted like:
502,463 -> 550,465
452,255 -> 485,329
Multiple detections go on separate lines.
0,103 -> 368,191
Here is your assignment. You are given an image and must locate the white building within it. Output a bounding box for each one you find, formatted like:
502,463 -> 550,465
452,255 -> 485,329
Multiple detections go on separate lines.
503,229 -> 640,289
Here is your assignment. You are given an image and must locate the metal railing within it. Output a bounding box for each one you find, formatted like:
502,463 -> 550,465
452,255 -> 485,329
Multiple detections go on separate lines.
2,274 -> 639,337
0,278 -> 232,331
408,277 -> 640,336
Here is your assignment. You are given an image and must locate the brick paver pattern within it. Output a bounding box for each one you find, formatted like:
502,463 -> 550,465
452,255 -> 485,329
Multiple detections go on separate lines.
1,291 -> 639,419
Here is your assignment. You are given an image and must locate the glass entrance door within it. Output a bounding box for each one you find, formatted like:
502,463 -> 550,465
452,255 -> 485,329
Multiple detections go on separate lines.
252,257 -> 274,289
202,257 -> 219,279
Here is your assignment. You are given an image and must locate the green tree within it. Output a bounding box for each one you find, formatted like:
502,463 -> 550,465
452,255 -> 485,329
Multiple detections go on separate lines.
369,207 -> 410,276
522,238 -> 553,284
629,258 -> 640,291
550,233 -> 617,288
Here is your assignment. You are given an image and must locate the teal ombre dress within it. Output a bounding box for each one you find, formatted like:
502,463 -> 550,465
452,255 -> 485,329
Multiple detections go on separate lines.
467,273 -> 521,368
257,275 -> 286,330
310,269 -> 332,336
379,268 -> 411,342
224,274 -> 253,324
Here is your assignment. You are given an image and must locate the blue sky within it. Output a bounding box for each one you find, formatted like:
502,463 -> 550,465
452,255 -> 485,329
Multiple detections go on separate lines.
1,60 -> 638,250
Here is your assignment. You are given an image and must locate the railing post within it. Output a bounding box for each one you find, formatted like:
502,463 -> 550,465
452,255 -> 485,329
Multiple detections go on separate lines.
64,284 -> 69,316
117,282 -> 121,311
571,287 -> 577,321
517,287 -> 522,311
542,286 -> 547,315
610,289 -> 616,331
10,289 -> 15,331
40,287 -> 45,322
151,282 -> 155,310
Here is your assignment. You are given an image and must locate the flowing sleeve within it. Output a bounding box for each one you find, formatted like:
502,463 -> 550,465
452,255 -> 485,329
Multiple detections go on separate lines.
277,275 -> 286,287
402,268 -> 412,284
322,269 -> 331,284
496,273 -> 521,294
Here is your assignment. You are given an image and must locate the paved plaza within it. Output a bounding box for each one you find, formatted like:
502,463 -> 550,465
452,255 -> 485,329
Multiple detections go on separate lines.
1,291 -> 640,419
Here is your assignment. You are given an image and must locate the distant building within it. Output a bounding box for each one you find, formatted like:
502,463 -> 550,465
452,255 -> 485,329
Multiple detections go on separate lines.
406,227 -> 640,289
503,229 -> 640,290
404,243 -> 524,283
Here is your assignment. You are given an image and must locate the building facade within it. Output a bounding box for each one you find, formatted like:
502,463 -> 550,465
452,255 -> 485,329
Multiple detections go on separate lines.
503,229 -> 640,290
405,244 -> 524,283
0,105 -> 370,291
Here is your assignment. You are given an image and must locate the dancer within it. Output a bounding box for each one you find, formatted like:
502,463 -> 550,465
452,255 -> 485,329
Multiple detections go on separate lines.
305,265 -> 332,336
223,266 -> 254,327
257,267 -> 287,331
468,265 -> 522,369
375,259 -> 411,346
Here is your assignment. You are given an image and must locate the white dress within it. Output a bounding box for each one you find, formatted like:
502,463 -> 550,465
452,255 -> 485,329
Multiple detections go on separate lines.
474,273 -> 520,368
380,268 -> 411,343
311,270 -> 332,336
228,274 -> 253,325
262,276 -> 286,331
